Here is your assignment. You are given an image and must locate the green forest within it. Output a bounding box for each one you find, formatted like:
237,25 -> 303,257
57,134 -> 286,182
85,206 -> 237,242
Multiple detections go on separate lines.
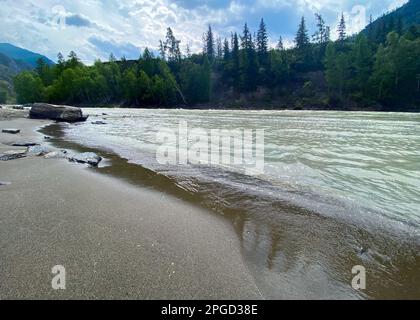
12,4 -> 420,111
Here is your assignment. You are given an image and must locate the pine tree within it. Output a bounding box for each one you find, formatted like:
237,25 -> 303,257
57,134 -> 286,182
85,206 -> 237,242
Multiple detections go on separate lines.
240,23 -> 258,91
164,28 -> 181,63
67,51 -> 80,68
223,38 -> 230,61
295,17 -> 310,49
276,36 -> 284,51
56,52 -> 65,75
57,52 -> 65,65
159,40 -> 166,60
241,23 -> 252,50
204,25 -> 215,61
337,13 -> 347,42
294,17 -> 311,68
185,44 -> 191,58
313,13 -> 328,44
367,15 -> 374,41
109,53 -> 116,62
216,37 -> 223,60
231,32 -> 240,91
257,18 -> 269,65
325,26 -> 331,42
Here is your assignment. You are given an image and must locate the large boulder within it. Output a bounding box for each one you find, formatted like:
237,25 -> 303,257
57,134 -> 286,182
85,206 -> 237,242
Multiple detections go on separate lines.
29,103 -> 88,122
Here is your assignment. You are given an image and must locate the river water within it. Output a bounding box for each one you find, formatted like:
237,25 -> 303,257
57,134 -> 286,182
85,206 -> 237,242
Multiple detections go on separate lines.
57,108 -> 420,299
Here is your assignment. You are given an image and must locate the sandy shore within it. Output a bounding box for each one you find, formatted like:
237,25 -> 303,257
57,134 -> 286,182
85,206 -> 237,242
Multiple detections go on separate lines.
0,114 -> 263,299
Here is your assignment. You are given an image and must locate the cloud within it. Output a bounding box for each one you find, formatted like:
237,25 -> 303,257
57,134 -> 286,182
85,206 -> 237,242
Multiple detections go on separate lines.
66,14 -> 92,27
0,0 -> 409,64
88,36 -> 141,60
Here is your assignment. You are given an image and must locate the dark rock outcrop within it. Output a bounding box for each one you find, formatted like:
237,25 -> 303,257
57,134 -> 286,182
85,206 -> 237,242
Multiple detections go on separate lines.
29,103 -> 88,123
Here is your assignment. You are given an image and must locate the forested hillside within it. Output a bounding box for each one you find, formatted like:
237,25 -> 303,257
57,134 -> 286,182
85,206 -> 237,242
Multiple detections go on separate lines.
12,0 -> 420,111
362,0 -> 420,42
0,53 -> 33,103
0,44 -> 54,104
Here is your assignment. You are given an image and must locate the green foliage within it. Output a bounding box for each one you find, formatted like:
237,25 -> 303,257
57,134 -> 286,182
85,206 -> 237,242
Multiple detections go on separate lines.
180,60 -> 210,103
370,31 -> 420,103
12,3 -> 420,109
14,71 -> 44,103
0,88 -> 7,103
13,48 -> 190,106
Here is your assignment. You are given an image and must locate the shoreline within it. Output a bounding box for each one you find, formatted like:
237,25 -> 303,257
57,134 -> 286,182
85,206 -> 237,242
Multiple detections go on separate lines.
0,115 -> 263,299
71,104 -> 420,113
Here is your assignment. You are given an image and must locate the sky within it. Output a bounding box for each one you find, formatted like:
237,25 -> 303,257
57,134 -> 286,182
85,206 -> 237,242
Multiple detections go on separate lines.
0,0 -> 409,64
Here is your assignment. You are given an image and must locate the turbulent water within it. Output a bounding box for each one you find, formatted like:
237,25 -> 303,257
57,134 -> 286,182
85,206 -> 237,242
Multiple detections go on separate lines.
58,108 -> 420,299
64,109 -> 420,234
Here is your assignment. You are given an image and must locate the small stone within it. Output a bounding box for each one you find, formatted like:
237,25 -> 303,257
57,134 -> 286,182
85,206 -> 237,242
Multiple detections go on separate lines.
91,121 -> 107,125
2,129 -> 20,134
44,136 -> 51,140
0,181 -> 11,186
12,142 -> 40,147
68,152 -> 102,167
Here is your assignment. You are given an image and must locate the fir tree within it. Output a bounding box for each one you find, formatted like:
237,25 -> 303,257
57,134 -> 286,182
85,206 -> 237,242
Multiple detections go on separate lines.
337,13 -> 347,42
257,18 -> 269,65
204,25 -> 215,61
276,36 -> 284,51
295,17 -> 310,49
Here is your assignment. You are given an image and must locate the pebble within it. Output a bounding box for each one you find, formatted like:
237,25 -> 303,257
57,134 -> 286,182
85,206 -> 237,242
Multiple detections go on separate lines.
2,129 -> 20,134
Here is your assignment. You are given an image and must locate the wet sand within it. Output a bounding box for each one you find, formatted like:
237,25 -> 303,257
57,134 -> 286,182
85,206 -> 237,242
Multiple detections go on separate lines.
0,115 -> 263,299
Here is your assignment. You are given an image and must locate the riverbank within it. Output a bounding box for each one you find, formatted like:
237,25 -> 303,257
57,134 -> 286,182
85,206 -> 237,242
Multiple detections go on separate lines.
42,107 -> 420,300
0,114 -> 263,299
2,107 -> 420,300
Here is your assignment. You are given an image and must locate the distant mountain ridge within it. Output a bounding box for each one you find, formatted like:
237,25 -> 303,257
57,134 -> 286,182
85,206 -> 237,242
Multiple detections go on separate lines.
362,0 -> 420,39
0,43 -> 54,68
0,43 -> 54,102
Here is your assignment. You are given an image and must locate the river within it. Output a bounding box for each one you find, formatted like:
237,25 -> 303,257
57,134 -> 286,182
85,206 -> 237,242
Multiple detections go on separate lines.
52,108 -> 420,299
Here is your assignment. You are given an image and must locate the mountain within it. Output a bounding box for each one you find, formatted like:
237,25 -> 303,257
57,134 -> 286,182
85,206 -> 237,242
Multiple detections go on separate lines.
0,43 -> 54,68
0,43 -> 54,103
363,0 -> 420,41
